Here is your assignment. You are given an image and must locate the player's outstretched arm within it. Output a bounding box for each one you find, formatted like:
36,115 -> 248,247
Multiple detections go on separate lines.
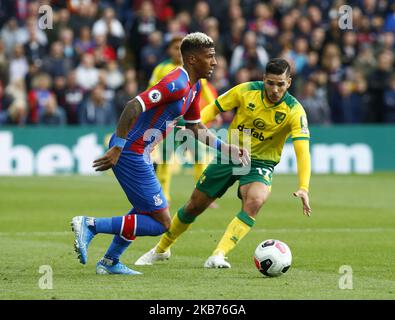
93,99 -> 143,171
292,139 -> 312,216
185,122 -> 250,166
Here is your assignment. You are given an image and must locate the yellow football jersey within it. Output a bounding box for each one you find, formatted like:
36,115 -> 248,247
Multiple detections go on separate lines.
215,81 -> 310,163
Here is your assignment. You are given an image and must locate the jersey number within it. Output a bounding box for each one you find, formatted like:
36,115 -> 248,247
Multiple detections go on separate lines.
256,168 -> 271,177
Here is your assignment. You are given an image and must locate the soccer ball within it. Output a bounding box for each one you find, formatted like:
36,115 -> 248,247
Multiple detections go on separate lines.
253,239 -> 292,277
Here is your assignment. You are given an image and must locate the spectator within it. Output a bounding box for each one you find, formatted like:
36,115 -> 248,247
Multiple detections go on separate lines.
0,80 -> 12,114
27,73 -> 52,124
299,80 -> 331,125
23,27 -> 46,68
375,31 -> 395,54
75,53 -> 99,91
384,74 -> 395,122
78,84 -> 116,125
114,80 -> 138,118
189,1 -> 211,32
39,94 -> 67,125
383,2 -> 395,32
309,27 -> 326,57
75,26 -> 95,56
295,16 -> 312,39
92,6 -> 125,42
211,55 -> 231,95
89,34 -> 117,68
0,1 -> 15,29
9,44 -> 29,83
300,51 -> 320,81
19,17 -> 48,47
203,17 -> 225,57
42,41 -> 73,79
64,71 -> 85,125
163,19 -> 185,44
5,78 -> 26,104
69,1 -> 99,33
105,61 -> 125,91
222,16 -> 246,62
338,80 -> 365,123
307,5 -> 323,29
97,69 -> 116,103
367,50 -> 394,122
287,37 -> 309,74
1,18 -> 26,56
352,43 -> 376,77
129,0 -> 159,71
0,39 -> 8,83
229,30 -> 269,80
341,31 -> 359,66
140,31 -> 164,79
250,3 -> 278,41
2,99 -> 27,126
59,28 -> 77,62
46,8 -> 71,44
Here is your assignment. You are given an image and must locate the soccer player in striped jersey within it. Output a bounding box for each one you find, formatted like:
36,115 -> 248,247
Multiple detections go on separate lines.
70,32 -> 249,275
136,58 -> 312,268
148,34 -> 220,206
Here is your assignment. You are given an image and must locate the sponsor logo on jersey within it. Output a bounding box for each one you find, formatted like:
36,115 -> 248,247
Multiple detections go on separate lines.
237,124 -> 271,142
253,118 -> 265,130
148,89 -> 162,103
167,81 -> 179,93
275,111 -> 286,124
300,115 -> 309,134
247,102 -> 256,111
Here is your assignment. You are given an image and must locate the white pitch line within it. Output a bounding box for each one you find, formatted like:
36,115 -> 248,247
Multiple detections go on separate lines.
0,228 -> 394,237
191,228 -> 395,233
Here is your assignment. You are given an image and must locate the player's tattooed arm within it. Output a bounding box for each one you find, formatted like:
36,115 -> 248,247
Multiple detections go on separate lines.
93,98 -> 143,171
116,98 -> 143,138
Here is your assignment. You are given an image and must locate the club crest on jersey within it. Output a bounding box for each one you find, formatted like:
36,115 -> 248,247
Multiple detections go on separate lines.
148,90 -> 162,103
275,111 -> 286,124
153,194 -> 163,206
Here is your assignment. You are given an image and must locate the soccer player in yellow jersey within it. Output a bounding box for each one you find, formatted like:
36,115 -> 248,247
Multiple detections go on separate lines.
135,58 -> 312,268
149,35 -> 219,204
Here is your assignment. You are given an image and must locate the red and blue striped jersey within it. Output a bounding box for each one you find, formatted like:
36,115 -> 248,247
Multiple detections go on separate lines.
128,67 -> 202,154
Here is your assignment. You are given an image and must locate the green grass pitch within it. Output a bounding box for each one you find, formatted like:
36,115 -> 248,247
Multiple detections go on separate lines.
0,172 -> 394,300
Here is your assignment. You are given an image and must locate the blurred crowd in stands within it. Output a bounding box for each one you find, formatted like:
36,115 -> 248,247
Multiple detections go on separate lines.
0,0 -> 394,126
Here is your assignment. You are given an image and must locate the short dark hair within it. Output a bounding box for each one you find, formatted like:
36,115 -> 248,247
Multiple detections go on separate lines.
180,32 -> 214,56
265,58 -> 291,76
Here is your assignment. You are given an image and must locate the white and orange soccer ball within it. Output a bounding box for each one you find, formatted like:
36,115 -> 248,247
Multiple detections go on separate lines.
253,239 -> 292,277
